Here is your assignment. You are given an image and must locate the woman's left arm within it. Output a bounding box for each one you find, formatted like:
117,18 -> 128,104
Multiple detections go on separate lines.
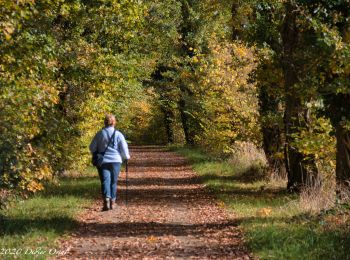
118,133 -> 130,160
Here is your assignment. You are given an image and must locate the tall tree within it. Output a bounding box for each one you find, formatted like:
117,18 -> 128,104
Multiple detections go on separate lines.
281,2 -> 318,190
310,1 -> 350,184
232,0 -> 321,189
231,1 -> 286,173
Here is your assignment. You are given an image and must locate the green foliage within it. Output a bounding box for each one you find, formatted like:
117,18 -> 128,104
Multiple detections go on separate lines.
146,0 -> 261,155
292,115 -> 335,162
194,40 -> 260,155
230,0 -> 350,184
2,0 -> 350,191
0,0 -> 155,192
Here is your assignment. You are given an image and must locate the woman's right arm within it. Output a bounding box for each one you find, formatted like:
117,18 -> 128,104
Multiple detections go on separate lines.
118,133 -> 130,160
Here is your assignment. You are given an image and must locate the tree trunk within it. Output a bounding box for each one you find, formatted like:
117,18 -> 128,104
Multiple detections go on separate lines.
324,92 -> 350,186
161,107 -> 174,144
282,2 -> 318,191
329,93 -> 350,184
336,123 -> 350,183
259,85 -> 285,175
177,0 -> 194,146
262,123 -> 285,174
335,17 -> 350,185
178,97 -> 194,145
231,1 -> 240,40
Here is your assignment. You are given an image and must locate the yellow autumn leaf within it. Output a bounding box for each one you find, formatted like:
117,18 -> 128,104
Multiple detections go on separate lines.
257,207 -> 273,217
146,236 -> 157,243
217,201 -> 226,208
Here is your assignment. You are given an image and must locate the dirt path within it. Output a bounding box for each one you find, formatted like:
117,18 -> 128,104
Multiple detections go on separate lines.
57,146 -> 252,259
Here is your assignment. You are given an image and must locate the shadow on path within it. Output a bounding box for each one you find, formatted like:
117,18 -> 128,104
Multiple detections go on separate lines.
77,220 -> 239,238
56,146 -> 252,259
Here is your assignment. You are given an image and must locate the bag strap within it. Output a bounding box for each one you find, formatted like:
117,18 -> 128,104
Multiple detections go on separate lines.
102,129 -> 116,153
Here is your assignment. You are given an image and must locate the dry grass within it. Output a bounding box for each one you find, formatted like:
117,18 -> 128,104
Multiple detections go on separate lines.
229,142 -> 268,167
298,164 -> 336,213
298,162 -> 349,214
229,141 -> 268,180
59,170 -> 85,178
0,188 -> 15,209
58,167 -> 96,178
299,182 -> 336,213
337,183 -> 350,203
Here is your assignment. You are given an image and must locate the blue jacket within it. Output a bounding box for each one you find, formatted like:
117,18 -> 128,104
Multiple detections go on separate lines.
89,126 -> 130,164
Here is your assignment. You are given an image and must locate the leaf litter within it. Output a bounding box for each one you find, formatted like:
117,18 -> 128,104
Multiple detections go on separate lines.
55,146 -> 253,259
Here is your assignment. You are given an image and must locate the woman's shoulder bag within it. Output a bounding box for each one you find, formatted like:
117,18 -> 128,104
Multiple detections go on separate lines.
92,129 -> 116,167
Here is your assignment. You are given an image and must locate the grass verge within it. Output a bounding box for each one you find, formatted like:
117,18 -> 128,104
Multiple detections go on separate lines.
0,168 -> 100,260
174,146 -> 350,260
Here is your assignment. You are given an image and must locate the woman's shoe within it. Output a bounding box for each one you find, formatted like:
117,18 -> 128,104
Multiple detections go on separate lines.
102,198 -> 110,211
110,200 -> 115,210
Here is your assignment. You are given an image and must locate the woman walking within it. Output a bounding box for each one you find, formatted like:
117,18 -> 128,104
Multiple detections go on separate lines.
89,114 -> 130,211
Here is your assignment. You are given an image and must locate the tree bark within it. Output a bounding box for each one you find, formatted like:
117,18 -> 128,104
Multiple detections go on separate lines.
323,90 -> 350,186
336,123 -> 350,183
328,93 -> 350,184
282,2 -> 318,191
161,107 -> 174,144
178,96 -> 195,145
259,84 -> 285,175
177,0 -> 197,146
335,16 -> 350,184
231,1 -> 240,40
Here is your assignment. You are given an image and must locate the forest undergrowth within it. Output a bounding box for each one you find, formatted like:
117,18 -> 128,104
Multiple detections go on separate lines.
173,145 -> 350,259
